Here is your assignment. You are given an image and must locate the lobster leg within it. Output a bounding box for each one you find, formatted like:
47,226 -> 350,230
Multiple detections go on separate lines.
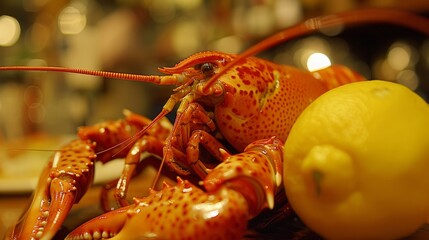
6,139 -> 96,240
113,136 -> 165,208
65,137 -> 284,240
163,103 -> 217,174
100,150 -> 194,212
186,129 -> 232,178
109,136 -> 189,209
101,111 -> 198,210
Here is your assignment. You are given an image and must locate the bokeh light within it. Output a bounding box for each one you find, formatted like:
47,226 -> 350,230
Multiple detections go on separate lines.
0,15 -> 21,47
274,0 -> 302,28
387,43 -> 412,71
58,4 -> 87,35
396,69 -> 419,90
307,52 -> 332,71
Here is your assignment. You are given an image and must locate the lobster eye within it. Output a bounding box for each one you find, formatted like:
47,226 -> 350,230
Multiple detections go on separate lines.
199,63 -> 215,76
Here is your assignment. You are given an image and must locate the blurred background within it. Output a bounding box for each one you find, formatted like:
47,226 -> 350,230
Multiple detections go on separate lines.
0,0 -> 428,140
0,0 -> 429,236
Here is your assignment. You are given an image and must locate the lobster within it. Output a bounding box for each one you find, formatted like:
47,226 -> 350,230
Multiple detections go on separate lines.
2,8 -> 429,239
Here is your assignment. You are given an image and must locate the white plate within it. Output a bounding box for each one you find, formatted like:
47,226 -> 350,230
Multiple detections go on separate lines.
0,160 -> 124,194
0,136 -> 124,194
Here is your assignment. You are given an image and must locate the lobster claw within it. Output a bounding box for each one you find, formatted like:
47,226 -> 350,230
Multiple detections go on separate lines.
44,178 -> 83,238
66,178 -> 250,240
6,139 -> 96,240
7,166 -> 82,240
203,136 -> 284,217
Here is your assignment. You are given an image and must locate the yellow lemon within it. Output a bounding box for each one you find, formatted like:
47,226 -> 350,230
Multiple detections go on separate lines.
283,80 -> 429,240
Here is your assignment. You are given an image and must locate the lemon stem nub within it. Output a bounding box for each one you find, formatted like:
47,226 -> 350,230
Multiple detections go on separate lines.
301,144 -> 356,201
312,170 -> 323,196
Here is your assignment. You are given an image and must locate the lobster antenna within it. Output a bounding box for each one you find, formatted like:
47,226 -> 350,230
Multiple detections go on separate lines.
203,8 -> 429,92
0,66 -> 178,84
7,148 -> 62,152
95,108 -> 170,157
